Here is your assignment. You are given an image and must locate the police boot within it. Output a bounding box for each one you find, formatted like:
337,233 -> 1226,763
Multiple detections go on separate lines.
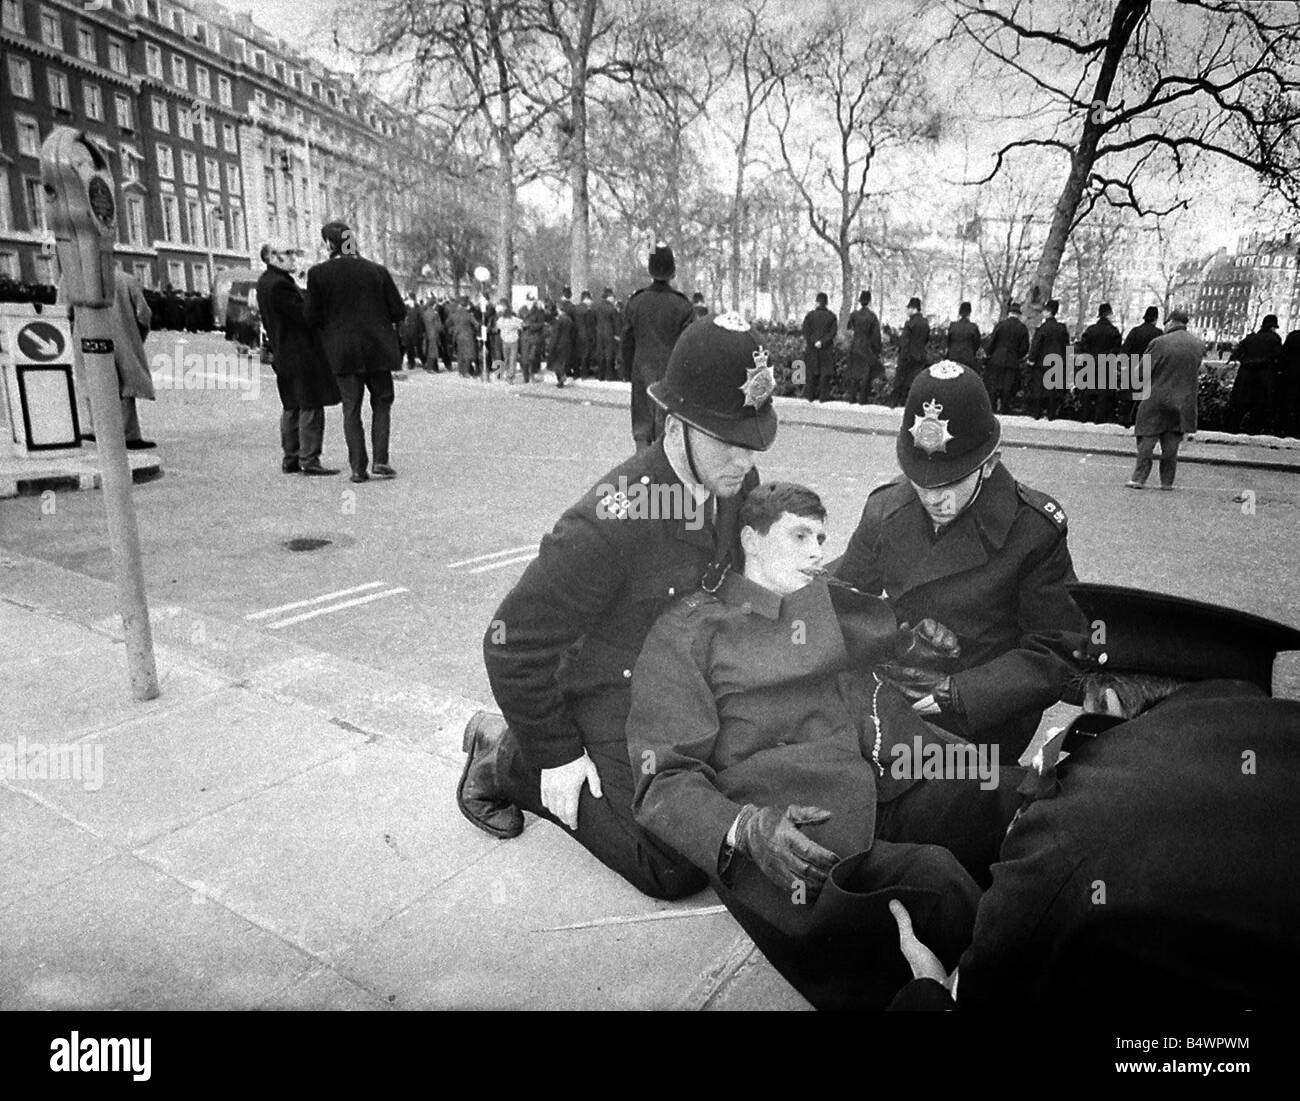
457,711 -> 525,839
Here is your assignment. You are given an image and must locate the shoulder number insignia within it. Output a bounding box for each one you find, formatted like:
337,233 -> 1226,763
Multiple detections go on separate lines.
598,490 -> 631,520
908,397 -> 953,455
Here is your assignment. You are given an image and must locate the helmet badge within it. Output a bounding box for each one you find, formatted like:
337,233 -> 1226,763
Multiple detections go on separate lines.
909,398 -> 953,455
740,346 -> 776,408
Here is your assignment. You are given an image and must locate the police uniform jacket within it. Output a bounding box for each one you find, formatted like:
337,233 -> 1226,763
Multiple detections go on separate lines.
802,306 -> 838,376
832,463 -> 1086,748
593,298 -> 619,340
898,314 -> 931,371
256,266 -> 341,409
1028,316 -> 1069,368
303,254 -> 405,376
483,440 -> 758,772
985,316 -> 1028,375
1121,320 -> 1162,359
1077,317 -> 1124,390
548,301 -> 579,372
945,318 -> 982,370
628,573 -> 955,935
619,281 -> 694,385
1134,325 -> 1203,436
903,681 -> 1300,1009
847,307 -> 883,377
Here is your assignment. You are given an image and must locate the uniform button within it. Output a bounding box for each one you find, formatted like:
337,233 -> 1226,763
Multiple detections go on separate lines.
667,586 -> 675,596
640,475 -> 650,485
622,669 -> 632,679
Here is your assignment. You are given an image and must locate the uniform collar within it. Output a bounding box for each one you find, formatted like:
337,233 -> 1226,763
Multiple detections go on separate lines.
636,440 -> 716,550
718,571 -> 832,622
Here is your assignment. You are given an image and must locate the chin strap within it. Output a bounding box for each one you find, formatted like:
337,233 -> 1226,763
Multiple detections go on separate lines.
682,421 -> 705,487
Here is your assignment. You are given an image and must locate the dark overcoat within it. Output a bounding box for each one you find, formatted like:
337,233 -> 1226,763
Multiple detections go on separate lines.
831,463 -> 1086,754
256,266 -> 340,408
619,281 -> 694,387
303,254 -> 405,376
801,305 -> 838,377
945,318 -> 982,370
847,306 -> 883,379
1134,324 -> 1202,436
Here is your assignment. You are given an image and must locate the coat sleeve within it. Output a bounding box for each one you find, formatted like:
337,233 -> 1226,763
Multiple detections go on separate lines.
870,315 -> 883,359
383,269 -> 406,325
950,518 -> 1086,734
829,491 -> 888,596
627,607 -> 745,874
619,300 -> 636,377
483,501 -> 629,771
303,269 -> 322,330
1029,326 -> 1044,365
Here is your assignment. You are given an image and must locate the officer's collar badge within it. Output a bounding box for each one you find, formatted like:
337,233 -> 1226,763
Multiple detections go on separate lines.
909,398 -> 953,455
713,311 -> 750,332
740,346 -> 776,408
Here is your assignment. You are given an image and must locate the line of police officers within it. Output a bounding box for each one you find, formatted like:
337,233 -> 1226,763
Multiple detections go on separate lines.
456,243 -> 1300,1009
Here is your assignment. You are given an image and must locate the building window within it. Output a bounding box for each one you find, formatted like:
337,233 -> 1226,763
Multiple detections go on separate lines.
156,143 -> 174,178
167,260 -> 186,290
39,8 -> 62,49
229,208 -> 246,252
84,83 -> 103,121
176,103 -> 193,139
172,55 -> 187,89
115,93 -> 133,130
182,150 -> 199,185
217,75 -> 232,107
186,199 -> 203,245
120,147 -> 139,182
192,264 -> 209,293
160,194 -> 179,240
8,57 -> 33,99
151,97 -> 170,132
48,71 -> 71,112
205,158 -> 220,189
275,97 -> 286,115
254,89 -> 267,108
2,0 -> 24,34
225,162 -> 241,195
222,123 -> 237,153
170,9 -> 184,34
201,116 -> 216,146
133,262 -> 152,288
108,38 -> 128,74
24,178 -> 49,232
146,43 -> 163,78
195,66 -> 210,98
125,195 -> 146,245
294,107 -> 305,127
76,24 -> 97,62
15,115 -> 40,157
209,206 -> 226,250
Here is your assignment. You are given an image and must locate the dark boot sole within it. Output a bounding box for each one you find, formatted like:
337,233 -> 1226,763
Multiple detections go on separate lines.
457,711 -> 524,840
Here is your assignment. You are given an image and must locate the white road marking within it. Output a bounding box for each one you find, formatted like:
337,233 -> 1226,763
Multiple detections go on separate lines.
265,587 -> 410,630
245,581 -> 387,620
468,552 -> 538,574
447,544 -> 537,570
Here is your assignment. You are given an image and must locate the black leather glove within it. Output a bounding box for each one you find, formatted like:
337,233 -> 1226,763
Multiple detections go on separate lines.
876,667 -> 965,716
894,618 -> 961,669
734,804 -> 839,899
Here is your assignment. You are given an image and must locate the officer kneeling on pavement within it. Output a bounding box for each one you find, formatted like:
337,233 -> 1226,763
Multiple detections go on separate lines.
889,583 -> 1300,1010
627,480 -> 1026,1010
833,361 -> 1088,758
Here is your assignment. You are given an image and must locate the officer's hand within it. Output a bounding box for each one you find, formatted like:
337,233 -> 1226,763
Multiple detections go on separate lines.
890,900 -> 951,985
895,619 -> 961,667
539,752 -> 603,831
878,663 -> 947,702
735,804 -> 838,900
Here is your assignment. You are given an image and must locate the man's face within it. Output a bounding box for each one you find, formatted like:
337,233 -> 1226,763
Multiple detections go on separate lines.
909,462 -> 989,527
685,425 -> 757,498
743,512 -> 827,596
268,248 -> 296,273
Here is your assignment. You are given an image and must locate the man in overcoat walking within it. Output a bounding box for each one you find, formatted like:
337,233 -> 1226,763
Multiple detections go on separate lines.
1125,309 -> 1202,490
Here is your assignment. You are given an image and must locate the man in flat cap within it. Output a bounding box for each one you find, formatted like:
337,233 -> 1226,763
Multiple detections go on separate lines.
832,362 -> 1088,758
621,243 -> 694,449
458,315 -> 776,899
891,583 -> 1300,1009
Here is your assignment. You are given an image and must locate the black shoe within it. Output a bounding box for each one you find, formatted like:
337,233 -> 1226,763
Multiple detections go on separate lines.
282,458 -> 301,474
125,439 -> 156,450
457,711 -> 524,839
300,463 -> 340,476
371,463 -> 396,478
350,472 -> 369,483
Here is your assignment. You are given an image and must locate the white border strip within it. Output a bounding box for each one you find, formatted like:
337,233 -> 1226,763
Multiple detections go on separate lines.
245,581 -> 387,621
265,587 -> 410,630
468,553 -> 538,575
447,545 -> 537,569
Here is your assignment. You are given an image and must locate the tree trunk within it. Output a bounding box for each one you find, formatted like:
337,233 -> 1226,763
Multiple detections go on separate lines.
729,115 -> 751,312
496,133 -> 515,305
566,0 -> 597,296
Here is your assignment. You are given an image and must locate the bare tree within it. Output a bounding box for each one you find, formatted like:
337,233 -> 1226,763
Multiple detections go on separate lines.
772,8 -> 939,322
950,0 -> 1300,328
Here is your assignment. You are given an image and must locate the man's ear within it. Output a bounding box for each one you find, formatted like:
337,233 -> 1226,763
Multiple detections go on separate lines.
983,451 -> 1003,477
739,525 -> 759,558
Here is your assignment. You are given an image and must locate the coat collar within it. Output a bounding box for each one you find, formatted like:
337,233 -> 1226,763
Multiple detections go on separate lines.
884,464 -> 1017,595
633,441 -> 720,551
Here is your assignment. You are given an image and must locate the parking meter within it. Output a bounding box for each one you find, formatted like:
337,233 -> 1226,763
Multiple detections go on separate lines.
40,129 -> 116,308
39,126 -> 159,701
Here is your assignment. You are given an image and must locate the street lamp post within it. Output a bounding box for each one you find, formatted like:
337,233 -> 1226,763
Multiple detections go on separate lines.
474,264 -> 491,380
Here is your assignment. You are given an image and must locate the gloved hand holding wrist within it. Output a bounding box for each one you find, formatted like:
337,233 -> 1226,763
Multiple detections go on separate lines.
734,803 -> 839,900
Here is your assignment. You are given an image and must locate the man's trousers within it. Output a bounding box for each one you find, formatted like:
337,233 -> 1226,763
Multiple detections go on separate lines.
336,372 -> 393,477
280,406 -> 324,464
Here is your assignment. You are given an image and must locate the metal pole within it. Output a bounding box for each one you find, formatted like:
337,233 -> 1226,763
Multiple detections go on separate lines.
42,127 -> 159,701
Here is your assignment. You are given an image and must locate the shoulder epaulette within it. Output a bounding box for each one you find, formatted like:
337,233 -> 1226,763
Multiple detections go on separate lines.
1016,481 -> 1068,531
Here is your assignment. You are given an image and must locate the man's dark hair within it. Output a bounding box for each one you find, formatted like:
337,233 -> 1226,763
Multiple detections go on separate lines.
1144,306 -> 1159,323
321,221 -> 351,254
740,482 -> 826,536
816,292 -> 829,307
959,301 -> 971,317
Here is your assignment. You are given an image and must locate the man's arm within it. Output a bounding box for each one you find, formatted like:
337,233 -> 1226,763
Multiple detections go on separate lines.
302,269 -> 322,330
269,280 -> 305,327
828,490 -> 889,596
626,605 -> 743,873
950,521 -> 1086,734
619,300 -> 636,378
382,269 -> 406,325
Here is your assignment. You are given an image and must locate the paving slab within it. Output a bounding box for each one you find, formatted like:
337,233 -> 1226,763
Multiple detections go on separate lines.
0,553 -> 121,627
4,686 -> 364,849
702,950 -> 814,1011
258,965 -> 396,1011
137,745 -> 496,963
0,854 -> 315,1010
0,786 -> 119,914
332,821 -> 751,1010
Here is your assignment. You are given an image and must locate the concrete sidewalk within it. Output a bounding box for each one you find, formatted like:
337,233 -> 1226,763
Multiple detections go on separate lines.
0,549 -> 808,1011
510,376 -> 1300,473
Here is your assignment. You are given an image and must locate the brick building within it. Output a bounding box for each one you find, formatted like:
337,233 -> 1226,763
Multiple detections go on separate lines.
1,0 -> 453,293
